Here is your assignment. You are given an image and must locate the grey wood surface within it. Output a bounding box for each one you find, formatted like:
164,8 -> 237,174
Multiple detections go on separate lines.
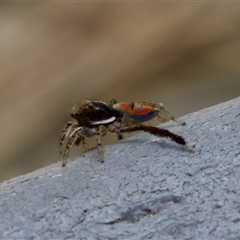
1,97 -> 240,239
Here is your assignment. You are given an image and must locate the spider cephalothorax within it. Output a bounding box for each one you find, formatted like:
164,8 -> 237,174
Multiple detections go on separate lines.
70,100 -> 120,127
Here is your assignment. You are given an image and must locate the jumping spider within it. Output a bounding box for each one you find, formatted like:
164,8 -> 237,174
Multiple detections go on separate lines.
59,99 -> 193,166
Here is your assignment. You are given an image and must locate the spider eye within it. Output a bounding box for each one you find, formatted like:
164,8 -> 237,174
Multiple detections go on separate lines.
88,104 -> 94,109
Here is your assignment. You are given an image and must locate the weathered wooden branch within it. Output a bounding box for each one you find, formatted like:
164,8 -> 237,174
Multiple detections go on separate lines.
1,97 -> 240,239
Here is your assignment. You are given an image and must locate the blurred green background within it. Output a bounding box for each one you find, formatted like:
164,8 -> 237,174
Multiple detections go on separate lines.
1,3 -> 240,182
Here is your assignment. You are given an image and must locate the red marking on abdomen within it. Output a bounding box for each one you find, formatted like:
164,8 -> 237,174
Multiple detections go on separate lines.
133,107 -> 152,115
119,103 -> 133,114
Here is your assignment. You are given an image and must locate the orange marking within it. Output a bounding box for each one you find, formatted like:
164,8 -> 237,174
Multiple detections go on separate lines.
119,103 -> 154,116
119,103 -> 133,114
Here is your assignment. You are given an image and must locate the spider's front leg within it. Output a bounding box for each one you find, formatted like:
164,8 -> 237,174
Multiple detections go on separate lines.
59,121 -> 80,165
60,121 -> 96,167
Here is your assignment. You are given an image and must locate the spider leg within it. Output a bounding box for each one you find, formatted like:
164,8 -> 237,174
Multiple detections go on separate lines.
119,124 -> 194,147
107,122 -> 123,140
96,134 -> 103,162
117,133 -> 124,140
81,137 -> 89,152
60,120 -> 94,166
59,121 -> 74,149
94,125 -> 107,163
60,122 -> 108,166
155,103 -> 186,126
59,121 -> 79,163
62,126 -> 84,167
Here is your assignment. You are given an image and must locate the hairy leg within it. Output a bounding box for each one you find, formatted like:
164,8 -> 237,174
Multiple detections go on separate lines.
155,103 -> 186,125
119,124 -> 192,146
62,126 -> 85,166
59,121 -> 79,165
94,125 -> 107,163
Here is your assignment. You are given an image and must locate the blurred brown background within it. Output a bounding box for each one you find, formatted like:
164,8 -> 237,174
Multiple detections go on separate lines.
1,3 -> 240,182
